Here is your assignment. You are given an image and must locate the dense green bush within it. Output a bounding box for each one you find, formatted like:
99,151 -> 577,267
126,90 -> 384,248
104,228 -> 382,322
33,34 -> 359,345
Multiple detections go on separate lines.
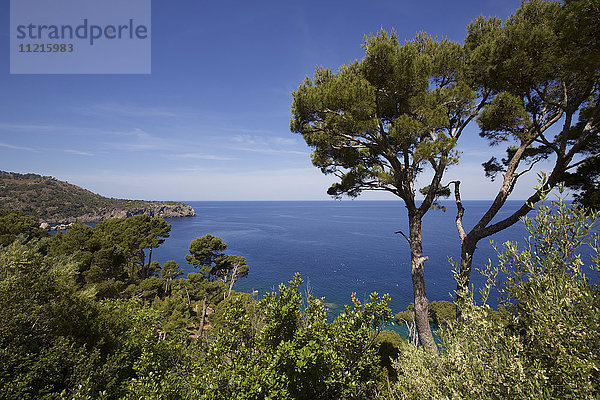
126,275 -> 395,399
0,209 -> 48,247
0,239 -> 167,399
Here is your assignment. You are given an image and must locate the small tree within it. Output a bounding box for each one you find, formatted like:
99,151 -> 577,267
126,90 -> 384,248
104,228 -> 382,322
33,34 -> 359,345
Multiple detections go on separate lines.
218,254 -> 250,298
186,234 -> 249,294
186,234 -> 250,334
185,234 -> 227,281
160,260 -> 184,295
94,215 -> 171,281
0,209 -> 48,246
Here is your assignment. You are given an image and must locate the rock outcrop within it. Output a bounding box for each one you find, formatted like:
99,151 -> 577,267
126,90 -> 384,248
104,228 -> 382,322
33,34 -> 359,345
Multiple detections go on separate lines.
68,202 -> 196,223
43,203 -> 196,229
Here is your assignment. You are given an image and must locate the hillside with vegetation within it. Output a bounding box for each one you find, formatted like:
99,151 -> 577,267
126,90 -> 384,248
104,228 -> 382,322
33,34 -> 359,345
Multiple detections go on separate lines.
0,171 -> 195,225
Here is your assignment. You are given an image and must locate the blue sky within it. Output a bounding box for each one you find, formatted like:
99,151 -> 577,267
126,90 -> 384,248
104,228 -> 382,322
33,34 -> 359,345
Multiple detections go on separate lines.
0,0 -> 547,201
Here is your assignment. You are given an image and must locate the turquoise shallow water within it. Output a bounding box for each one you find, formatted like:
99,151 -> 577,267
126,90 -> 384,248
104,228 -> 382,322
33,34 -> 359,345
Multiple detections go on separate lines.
152,200 -> 537,315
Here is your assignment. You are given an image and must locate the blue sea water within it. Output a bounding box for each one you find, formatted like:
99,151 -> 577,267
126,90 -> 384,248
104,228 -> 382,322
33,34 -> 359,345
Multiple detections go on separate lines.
153,200 -> 537,315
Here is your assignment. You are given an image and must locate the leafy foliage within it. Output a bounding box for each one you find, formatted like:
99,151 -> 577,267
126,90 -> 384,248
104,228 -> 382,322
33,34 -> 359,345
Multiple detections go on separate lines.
466,0 -> 600,218
0,239 -> 166,399
132,275 -> 396,399
1,226 -> 400,399
47,215 -> 171,297
0,209 -> 49,247
186,234 -> 249,296
439,0 -> 600,320
291,30 -> 469,202
4,193 -> 599,399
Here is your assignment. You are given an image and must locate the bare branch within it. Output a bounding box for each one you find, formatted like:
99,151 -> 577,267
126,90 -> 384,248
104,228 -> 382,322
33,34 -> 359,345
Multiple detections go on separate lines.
479,102 -> 600,240
418,159 -> 447,216
470,137 -> 534,234
564,102 -> 600,161
533,133 -> 560,156
514,154 -> 548,179
539,109 -> 563,133
448,181 -> 466,242
453,90 -> 490,140
331,144 -> 365,150
394,230 -> 410,244
565,152 -> 600,171
559,112 -> 574,156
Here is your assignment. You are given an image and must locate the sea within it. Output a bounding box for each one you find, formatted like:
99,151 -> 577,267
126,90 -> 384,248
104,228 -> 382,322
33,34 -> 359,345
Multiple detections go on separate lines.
151,200 -> 551,316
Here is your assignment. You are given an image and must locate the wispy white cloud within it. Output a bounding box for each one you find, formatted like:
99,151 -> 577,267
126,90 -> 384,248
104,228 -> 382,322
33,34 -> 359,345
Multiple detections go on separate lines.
103,129 -> 242,161
222,127 -> 277,135
104,128 -> 175,151
229,134 -> 308,155
0,122 -> 118,138
234,146 -> 308,155
63,149 -> 94,156
172,153 -> 237,161
175,166 -> 237,174
0,140 -> 94,155
0,142 -> 36,151
75,103 -> 187,118
232,134 -> 298,146
273,137 -> 299,146
109,128 -> 152,138
0,123 -> 61,132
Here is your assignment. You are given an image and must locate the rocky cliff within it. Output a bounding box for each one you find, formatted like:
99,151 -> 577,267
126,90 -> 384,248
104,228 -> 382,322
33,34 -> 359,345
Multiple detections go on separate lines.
68,202 -> 196,223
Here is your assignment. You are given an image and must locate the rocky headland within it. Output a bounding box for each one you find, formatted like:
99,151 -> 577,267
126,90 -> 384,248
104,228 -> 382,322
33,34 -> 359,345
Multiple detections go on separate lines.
0,171 -> 196,230
39,203 -> 196,230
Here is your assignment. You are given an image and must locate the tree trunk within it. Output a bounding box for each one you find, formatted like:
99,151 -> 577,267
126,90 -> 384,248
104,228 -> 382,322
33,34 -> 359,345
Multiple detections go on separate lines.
198,296 -> 208,337
456,234 -> 478,319
453,157 -> 566,317
128,262 -> 135,281
227,263 -> 240,299
408,212 -> 438,354
165,277 -> 171,295
138,249 -> 147,280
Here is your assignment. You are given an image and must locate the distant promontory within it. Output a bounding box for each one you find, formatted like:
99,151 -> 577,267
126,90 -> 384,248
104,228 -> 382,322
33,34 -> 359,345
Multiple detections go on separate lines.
0,171 -> 195,228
